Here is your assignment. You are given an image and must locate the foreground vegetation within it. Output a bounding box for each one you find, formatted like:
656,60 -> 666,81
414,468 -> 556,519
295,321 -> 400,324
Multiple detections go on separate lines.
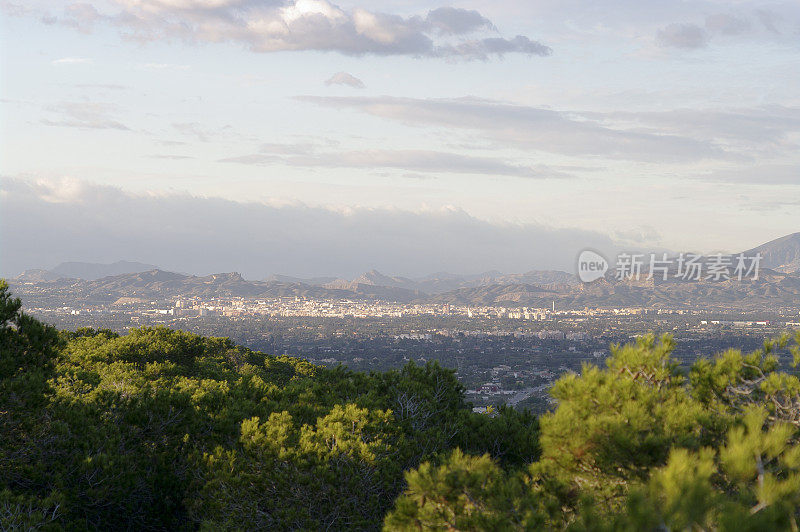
2,279 -> 800,530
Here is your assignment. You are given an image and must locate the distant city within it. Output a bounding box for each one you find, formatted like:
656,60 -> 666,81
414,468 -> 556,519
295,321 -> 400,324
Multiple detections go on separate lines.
15,289 -> 800,414
7,231 -> 800,413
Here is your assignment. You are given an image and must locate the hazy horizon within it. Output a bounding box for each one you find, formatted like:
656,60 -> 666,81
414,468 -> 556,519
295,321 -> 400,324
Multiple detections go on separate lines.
6,219 -> 795,281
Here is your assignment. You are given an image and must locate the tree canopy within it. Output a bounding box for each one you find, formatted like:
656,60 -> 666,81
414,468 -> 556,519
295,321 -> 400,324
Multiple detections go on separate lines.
2,279 -> 800,530
388,333 -> 800,531
0,281 -> 534,530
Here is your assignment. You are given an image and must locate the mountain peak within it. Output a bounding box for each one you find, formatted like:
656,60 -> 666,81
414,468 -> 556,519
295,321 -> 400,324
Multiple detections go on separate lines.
743,232 -> 800,274
202,272 -> 245,283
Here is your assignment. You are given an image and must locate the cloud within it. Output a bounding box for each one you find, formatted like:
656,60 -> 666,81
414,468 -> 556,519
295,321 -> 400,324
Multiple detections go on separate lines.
41,1 -> 550,60
612,226 -> 662,246
151,154 -> 196,160
325,72 -> 364,88
139,63 -> 190,71
0,177 -> 617,279
73,83 -> 128,90
425,7 -> 494,35
656,9 -> 797,50
434,35 -> 552,61
220,147 -> 571,179
51,56 -> 93,65
41,102 -> 130,130
0,1 -> 34,17
656,23 -> 708,49
172,122 -> 216,141
589,106 -> 800,153
699,165 -> 800,185
297,95 -> 725,162
704,13 -> 751,36
60,2 -> 103,32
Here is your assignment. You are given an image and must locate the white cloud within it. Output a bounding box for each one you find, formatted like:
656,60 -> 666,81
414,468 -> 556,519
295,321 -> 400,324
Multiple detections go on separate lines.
60,2 -> 103,32
325,72 -> 364,88
29,177 -> 94,204
139,63 -> 190,70
152,154 -> 196,160
41,101 -> 130,130
590,106 -> 800,155
172,122 -> 219,141
51,56 -> 93,65
220,147 -> 572,179
42,0 -> 551,60
699,165 -> 800,185
0,177 -> 617,278
655,8 -> 800,50
297,95 -> 727,162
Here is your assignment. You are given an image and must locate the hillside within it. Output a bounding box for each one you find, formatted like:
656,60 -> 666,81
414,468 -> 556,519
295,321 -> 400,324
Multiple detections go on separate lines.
425,268 -> 800,310
11,267 -> 800,311
10,269 -> 422,305
10,233 -> 800,310
743,232 -> 800,274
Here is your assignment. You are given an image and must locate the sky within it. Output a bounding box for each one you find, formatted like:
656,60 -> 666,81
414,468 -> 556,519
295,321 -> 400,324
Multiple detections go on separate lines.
1,0 -> 799,278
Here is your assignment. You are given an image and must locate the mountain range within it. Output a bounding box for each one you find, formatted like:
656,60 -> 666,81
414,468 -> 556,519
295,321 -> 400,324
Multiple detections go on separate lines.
17,261 -> 159,282
9,232 -> 800,310
743,232 -> 800,274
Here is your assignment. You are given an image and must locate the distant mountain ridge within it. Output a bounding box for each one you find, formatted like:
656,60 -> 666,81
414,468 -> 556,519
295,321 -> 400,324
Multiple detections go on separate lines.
319,269 -> 577,294
10,269 -> 423,305
742,232 -> 800,274
17,261 -> 159,281
424,269 -> 800,310
9,232 -> 800,310
10,267 -> 800,311
264,274 -> 337,285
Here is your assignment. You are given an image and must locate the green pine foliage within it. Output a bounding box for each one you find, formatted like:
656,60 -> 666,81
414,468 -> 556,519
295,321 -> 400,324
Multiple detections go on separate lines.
388,332 -> 800,531
383,449 -> 545,531
3,280 -> 800,530
0,281 -> 533,530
